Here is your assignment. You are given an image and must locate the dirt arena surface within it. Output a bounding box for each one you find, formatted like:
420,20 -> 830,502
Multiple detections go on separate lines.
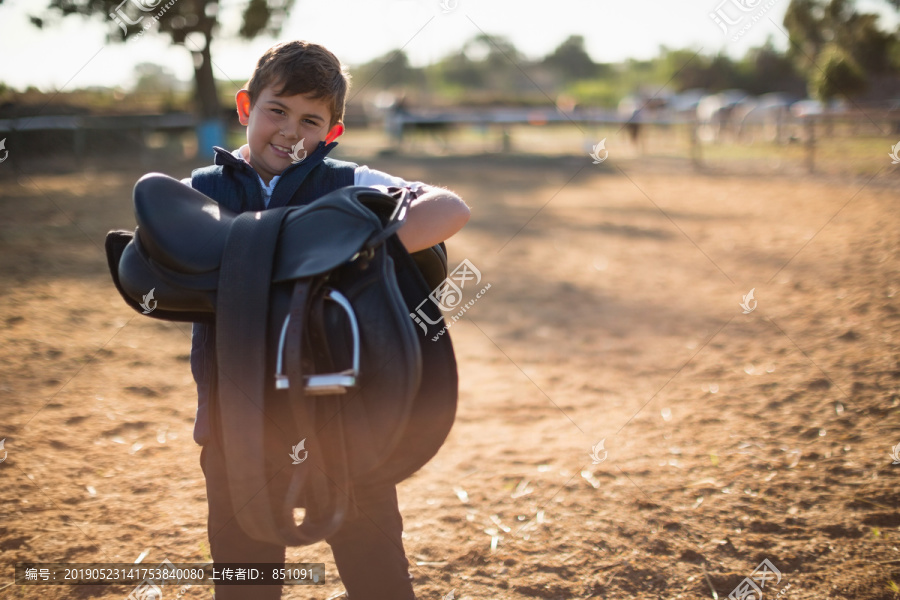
1,153 -> 898,599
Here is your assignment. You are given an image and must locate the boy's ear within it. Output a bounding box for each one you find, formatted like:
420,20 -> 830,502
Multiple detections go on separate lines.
235,89 -> 252,126
325,123 -> 344,144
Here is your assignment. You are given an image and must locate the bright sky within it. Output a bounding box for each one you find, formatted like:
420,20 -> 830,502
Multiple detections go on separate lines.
1,0 -> 896,91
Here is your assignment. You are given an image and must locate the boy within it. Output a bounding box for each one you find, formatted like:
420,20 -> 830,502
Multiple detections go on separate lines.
188,41 -> 469,600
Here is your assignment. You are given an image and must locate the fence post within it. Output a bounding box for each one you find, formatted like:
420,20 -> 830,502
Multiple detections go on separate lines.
74,117 -> 85,172
500,127 -> 511,153
5,130 -> 17,172
690,119 -> 702,169
140,126 -> 150,168
805,117 -> 815,174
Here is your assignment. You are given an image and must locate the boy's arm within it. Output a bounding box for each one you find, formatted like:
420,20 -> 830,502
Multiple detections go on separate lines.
396,186 -> 470,253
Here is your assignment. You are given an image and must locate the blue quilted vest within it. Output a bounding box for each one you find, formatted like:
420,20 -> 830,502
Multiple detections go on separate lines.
189,143 -> 357,445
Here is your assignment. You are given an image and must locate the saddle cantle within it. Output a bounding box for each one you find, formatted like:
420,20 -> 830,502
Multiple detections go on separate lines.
106,173 -> 458,546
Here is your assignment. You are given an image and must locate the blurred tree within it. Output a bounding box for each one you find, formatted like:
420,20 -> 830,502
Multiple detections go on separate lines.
543,35 -> 597,81
132,62 -> 186,111
783,0 -> 828,69
662,49 -> 746,92
811,44 -> 868,100
438,50 -> 486,89
707,54 -> 745,90
353,50 -> 423,90
431,34 -> 529,93
475,33 -> 529,90
741,40 -> 806,95
835,12 -> 895,74
784,0 -> 900,75
357,33 -> 531,100
784,0 -> 898,91
27,0 -> 295,122
133,63 -> 181,94
659,48 -> 709,91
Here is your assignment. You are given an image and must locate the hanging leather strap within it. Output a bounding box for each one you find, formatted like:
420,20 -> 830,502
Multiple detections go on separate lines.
215,207 -> 291,545
216,210 -> 354,546
281,279 -> 353,544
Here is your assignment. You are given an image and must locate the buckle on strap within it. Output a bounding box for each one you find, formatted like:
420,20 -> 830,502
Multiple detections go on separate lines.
274,288 -> 360,394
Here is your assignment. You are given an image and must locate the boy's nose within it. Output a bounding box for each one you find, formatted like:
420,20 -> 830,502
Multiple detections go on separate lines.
280,127 -> 300,140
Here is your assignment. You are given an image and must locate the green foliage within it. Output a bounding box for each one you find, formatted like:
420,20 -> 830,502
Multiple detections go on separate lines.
347,25 -> 876,109
24,0 -> 900,112
839,12 -> 896,74
784,0 -> 899,99
543,35 -> 597,80
435,51 -> 486,90
784,0 -> 828,67
561,59 -> 666,108
352,50 -> 424,91
811,44 -> 868,101
565,79 -> 624,108
240,0 -> 273,39
743,41 -> 806,95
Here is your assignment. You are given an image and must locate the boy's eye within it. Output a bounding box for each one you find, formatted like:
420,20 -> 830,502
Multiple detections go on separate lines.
270,109 -> 286,116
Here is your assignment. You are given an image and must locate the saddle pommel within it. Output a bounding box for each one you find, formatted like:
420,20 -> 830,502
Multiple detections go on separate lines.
133,173 -> 233,276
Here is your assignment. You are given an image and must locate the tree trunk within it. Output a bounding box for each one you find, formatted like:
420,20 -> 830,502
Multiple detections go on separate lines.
193,30 -> 220,120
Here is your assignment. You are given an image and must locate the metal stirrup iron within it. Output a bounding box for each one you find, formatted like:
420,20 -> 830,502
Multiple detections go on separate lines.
274,288 -> 361,394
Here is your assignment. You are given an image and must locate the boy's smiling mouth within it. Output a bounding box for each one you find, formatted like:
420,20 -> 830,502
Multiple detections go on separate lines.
271,143 -> 292,157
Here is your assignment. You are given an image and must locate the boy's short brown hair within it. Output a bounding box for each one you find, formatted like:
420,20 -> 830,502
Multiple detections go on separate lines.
246,41 -> 351,126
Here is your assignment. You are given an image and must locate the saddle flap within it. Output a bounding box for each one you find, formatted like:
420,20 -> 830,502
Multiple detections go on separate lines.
271,187 -> 386,282
133,173 -> 236,275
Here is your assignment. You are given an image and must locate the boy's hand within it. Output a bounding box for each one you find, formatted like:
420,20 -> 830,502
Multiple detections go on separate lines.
396,187 -> 470,253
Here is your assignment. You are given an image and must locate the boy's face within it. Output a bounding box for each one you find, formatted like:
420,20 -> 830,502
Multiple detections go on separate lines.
236,85 -> 344,183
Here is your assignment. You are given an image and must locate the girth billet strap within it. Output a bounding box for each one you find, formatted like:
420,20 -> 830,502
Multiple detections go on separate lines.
215,206 -> 360,547
214,207 -> 299,545
283,279 -> 353,543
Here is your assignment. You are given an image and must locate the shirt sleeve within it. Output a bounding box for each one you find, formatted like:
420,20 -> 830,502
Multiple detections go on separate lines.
354,165 -> 429,194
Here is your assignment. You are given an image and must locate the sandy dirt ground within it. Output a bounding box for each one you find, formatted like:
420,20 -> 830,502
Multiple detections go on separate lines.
1,153 -> 899,600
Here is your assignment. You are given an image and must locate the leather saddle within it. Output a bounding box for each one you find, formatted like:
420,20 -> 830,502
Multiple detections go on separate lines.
105,173 -> 457,546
